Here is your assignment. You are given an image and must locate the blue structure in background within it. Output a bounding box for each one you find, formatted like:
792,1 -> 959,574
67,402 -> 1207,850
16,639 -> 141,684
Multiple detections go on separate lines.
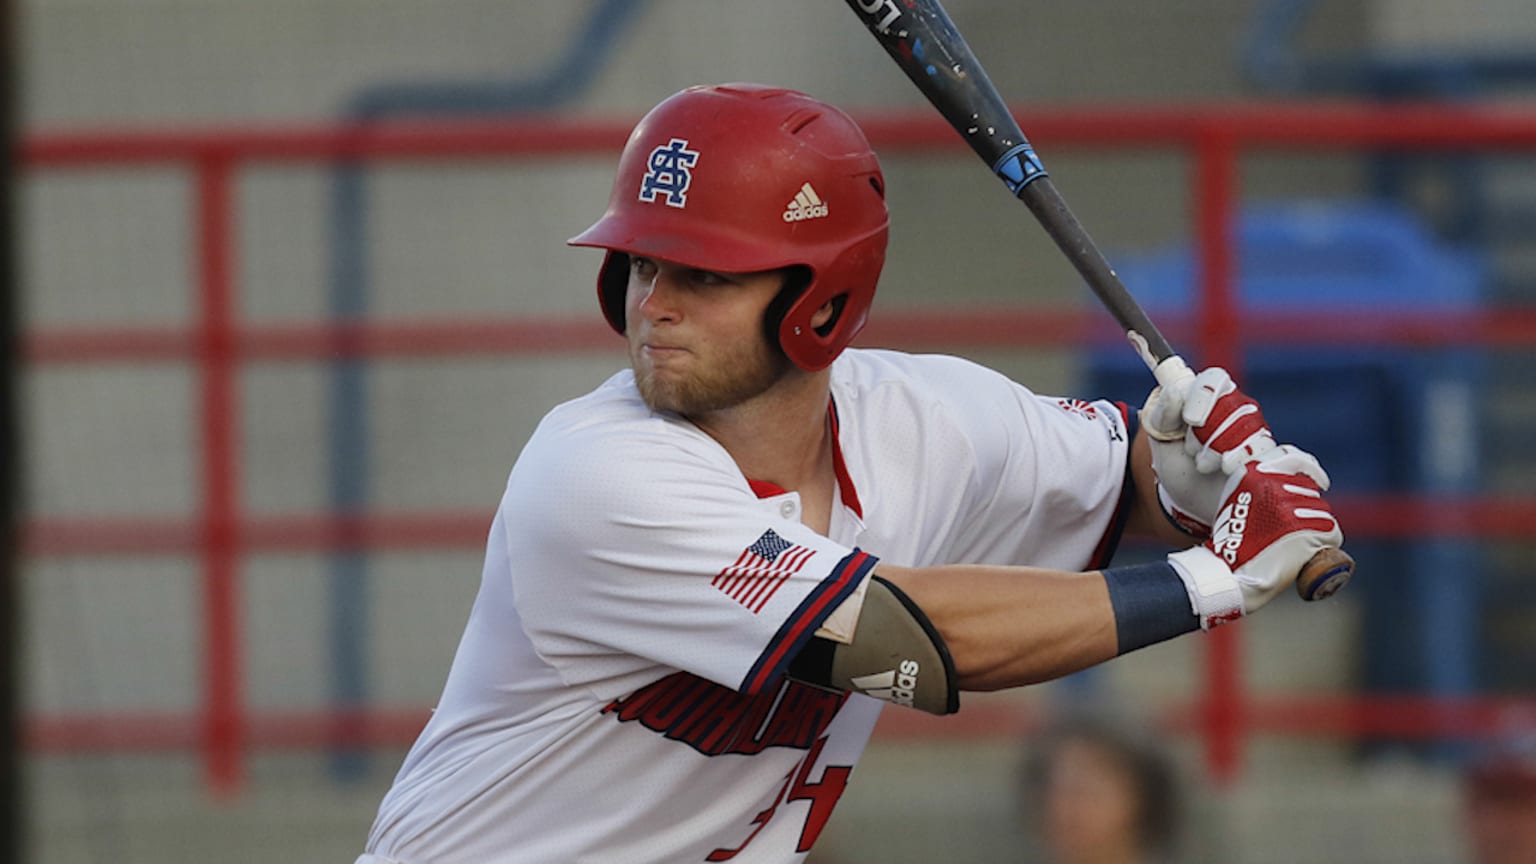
1243,0 -> 1536,244
1086,201 -> 1488,753
1235,0 -> 1536,750
325,0 -> 650,777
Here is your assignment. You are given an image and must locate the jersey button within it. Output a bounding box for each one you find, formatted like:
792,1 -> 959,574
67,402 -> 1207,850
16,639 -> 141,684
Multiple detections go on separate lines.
779,500 -> 798,519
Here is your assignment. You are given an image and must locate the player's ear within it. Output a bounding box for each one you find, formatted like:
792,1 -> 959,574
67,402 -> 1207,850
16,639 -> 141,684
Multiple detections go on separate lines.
811,300 -> 837,330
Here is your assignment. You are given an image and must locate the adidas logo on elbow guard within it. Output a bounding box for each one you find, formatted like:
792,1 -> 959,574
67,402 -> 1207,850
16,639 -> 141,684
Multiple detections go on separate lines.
850,659 -> 920,707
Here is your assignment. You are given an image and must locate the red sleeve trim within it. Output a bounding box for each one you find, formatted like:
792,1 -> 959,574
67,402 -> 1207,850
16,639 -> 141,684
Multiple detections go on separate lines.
740,549 -> 877,695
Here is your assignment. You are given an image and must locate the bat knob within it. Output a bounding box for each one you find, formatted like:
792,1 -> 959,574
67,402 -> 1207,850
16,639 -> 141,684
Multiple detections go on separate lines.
1296,547 -> 1355,602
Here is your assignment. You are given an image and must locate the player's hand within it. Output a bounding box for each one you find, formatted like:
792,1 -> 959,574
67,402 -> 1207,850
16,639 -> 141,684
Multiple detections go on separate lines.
1164,445 -> 1344,629
1141,367 -> 1327,537
1151,366 -> 1281,473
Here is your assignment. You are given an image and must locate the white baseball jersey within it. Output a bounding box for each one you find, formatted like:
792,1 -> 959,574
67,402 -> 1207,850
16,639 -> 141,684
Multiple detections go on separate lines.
359,348 -> 1135,864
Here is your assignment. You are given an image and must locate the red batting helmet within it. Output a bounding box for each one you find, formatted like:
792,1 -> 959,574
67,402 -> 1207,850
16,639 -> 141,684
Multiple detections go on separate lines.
568,83 -> 889,371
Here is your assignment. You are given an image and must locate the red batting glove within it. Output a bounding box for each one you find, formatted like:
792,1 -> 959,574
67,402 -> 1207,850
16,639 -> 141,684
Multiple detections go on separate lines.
1179,367 -> 1278,474
1165,445 -> 1344,629
1142,367 -> 1328,538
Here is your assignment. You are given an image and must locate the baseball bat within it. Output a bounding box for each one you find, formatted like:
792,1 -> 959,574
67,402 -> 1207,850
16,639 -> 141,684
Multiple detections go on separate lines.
843,0 -> 1353,602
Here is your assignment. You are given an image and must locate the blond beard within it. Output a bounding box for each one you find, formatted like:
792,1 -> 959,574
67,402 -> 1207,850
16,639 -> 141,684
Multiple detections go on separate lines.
631,333 -> 793,416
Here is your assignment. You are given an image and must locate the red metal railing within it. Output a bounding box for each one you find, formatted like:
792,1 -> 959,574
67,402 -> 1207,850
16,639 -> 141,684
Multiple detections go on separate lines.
22,102 -> 1536,793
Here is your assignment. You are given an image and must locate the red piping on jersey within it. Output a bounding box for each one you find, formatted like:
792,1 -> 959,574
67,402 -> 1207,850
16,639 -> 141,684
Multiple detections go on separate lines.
745,399 -> 863,519
827,399 -> 863,518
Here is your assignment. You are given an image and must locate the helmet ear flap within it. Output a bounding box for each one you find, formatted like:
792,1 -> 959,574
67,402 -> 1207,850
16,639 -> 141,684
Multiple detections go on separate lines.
775,231 -> 885,371
597,251 -> 630,334
762,267 -> 813,358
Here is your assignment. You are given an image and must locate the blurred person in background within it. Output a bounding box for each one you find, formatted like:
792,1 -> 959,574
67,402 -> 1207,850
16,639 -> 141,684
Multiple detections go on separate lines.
1462,733 -> 1536,864
1019,709 -> 1185,864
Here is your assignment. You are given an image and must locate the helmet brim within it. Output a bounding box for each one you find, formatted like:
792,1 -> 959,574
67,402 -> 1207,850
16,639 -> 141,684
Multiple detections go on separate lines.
569,212 -> 808,278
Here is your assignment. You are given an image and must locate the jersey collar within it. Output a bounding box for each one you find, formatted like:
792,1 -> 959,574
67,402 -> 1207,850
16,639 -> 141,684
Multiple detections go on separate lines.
746,398 -> 863,519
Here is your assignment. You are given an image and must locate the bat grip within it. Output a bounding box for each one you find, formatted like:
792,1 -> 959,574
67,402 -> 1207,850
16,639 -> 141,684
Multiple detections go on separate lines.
1296,546 -> 1355,602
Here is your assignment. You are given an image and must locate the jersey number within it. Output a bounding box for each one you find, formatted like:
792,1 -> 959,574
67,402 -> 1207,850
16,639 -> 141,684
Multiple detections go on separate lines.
706,736 -> 852,861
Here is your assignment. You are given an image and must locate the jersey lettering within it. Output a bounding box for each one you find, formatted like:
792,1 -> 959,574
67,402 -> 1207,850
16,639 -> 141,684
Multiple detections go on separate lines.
639,138 -> 700,208
705,773 -> 792,862
603,672 -> 847,757
707,736 -> 852,860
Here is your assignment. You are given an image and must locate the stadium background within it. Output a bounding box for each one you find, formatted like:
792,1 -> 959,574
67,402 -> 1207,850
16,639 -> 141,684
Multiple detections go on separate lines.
17,1 -> 1536,861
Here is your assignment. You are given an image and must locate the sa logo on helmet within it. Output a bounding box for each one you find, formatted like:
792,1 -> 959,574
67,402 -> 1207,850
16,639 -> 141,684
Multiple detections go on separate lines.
638,138 -> 700,208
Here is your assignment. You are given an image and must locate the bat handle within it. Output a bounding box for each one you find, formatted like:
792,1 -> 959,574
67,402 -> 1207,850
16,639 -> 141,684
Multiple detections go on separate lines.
1296,547 -> 1355,602
1151,353 -> 1194,392
1141,353 -> 1195,443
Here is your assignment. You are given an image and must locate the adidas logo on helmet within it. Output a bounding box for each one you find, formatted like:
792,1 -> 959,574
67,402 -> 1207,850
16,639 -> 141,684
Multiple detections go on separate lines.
783,182 -> 830,222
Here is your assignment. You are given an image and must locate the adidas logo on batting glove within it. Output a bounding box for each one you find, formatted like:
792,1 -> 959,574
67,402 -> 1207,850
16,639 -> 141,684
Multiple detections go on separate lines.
1165,445 -> 1344,629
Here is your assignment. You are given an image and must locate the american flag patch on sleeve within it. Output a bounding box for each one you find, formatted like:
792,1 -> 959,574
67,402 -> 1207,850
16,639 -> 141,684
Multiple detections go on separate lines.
712,529 -> 815,614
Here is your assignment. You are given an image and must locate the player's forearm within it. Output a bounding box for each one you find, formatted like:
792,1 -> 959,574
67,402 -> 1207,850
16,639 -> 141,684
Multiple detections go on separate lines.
873,563 -> 1118,691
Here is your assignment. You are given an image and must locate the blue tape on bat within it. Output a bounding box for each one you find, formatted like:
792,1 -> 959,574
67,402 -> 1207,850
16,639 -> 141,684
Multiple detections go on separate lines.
993,143 -> 1048,194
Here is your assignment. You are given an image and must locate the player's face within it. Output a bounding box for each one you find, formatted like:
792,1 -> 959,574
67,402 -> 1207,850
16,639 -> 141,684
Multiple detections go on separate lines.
624,256 -> 793,416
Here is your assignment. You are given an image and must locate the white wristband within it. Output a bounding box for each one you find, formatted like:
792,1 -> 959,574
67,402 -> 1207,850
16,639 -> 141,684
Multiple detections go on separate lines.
1166,546 -> 1245,630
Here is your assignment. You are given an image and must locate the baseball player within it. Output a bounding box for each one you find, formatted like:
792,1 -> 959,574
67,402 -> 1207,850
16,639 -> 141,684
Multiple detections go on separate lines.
355,83 -> 1342,864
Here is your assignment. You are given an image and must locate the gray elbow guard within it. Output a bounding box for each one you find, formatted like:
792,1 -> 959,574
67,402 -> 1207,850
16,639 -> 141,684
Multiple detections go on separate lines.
787,575 -> 960,715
